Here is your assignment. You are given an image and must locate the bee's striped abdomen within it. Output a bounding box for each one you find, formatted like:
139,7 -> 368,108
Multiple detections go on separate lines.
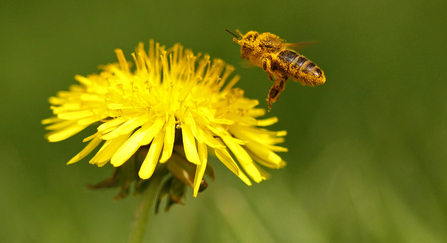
278,50 -> 325,86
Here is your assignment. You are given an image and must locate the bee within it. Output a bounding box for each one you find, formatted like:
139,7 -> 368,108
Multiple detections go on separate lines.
226,29 -> 326,108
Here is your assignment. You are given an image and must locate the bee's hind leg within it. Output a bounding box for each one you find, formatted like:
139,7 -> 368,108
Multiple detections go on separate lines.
267,76 -> 288,109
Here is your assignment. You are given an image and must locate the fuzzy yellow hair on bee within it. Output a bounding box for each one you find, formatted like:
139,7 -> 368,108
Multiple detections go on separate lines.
226,29 -> 326,108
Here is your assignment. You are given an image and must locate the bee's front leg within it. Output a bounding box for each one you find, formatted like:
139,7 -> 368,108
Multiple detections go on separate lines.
261,55 -> 275,82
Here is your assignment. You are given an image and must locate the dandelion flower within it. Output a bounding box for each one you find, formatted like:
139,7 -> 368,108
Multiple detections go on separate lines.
42,40 -> 287,197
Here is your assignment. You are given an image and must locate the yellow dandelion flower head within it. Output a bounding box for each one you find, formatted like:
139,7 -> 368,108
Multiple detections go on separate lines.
42,40 -> 287,197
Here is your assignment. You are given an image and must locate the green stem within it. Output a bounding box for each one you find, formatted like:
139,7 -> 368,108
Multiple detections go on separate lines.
127,175 -> 163,243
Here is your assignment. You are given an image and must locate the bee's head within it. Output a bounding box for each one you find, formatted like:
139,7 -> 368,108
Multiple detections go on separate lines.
226,30 -> 244,48
226,30 -> 260,60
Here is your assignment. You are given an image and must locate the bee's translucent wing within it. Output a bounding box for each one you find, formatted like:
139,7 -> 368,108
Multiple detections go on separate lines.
284,41 -> 320,50
239,60 -> 257,68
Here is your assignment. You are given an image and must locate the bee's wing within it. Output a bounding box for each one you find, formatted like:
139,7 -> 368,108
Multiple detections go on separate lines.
239,60 -> 257,68
284,41 -> 320,50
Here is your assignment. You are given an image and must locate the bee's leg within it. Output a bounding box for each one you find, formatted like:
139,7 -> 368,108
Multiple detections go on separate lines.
261,56 -> 275,82
267,76 -> 288,109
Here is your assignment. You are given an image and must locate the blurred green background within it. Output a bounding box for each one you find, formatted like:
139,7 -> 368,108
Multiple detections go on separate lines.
1,0 -> 447,242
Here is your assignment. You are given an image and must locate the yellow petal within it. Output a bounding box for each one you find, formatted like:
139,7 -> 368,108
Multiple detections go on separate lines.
82,133 -> 99,142
80,93 -> 104,102
266,145 -> 288,152
230,127 -> 283,166
48,96 -> 67,105
214,144 -> 251,186
245,142 -> 282,167
198,129 -> 226,149
110,123 -> 152,167
237,171 -> 252,186
193,142 -> 208,197
46,123 -> 89,142
78,116 -> 105,125
116,115 -> 150,136
246,149 -> 286,169
67,136 -> 102,165
97,117 -> 127,133
74,74 -> 93,86
100,115 -> 150,140
256,116 -> 278,126
45,120 -> 76,131
182,123 -> 200,164
90,133 -> 130,166
246,108 -> 266,118
208,125 -> 246,145
41,116 -> 61,125
51,103 -> 81,114
222,137 -> 262,183
160,116 -> 175,163
214,147 -> 239,175
230,125 -> 285,143
139,131 -> 165,179
253,163 -> 271,180
57,109 -> 94,120
138,118 -> 165,145
277,130 -> 287,136
185,116 -> 199,140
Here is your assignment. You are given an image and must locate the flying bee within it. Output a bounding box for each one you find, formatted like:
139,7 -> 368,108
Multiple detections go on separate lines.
226,29 -> 326,108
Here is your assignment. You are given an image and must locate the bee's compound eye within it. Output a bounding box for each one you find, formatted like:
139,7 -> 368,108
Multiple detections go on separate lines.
247,33 -> 258,41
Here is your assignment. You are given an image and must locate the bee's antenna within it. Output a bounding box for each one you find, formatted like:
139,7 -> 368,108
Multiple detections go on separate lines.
225,29 -> 241,40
